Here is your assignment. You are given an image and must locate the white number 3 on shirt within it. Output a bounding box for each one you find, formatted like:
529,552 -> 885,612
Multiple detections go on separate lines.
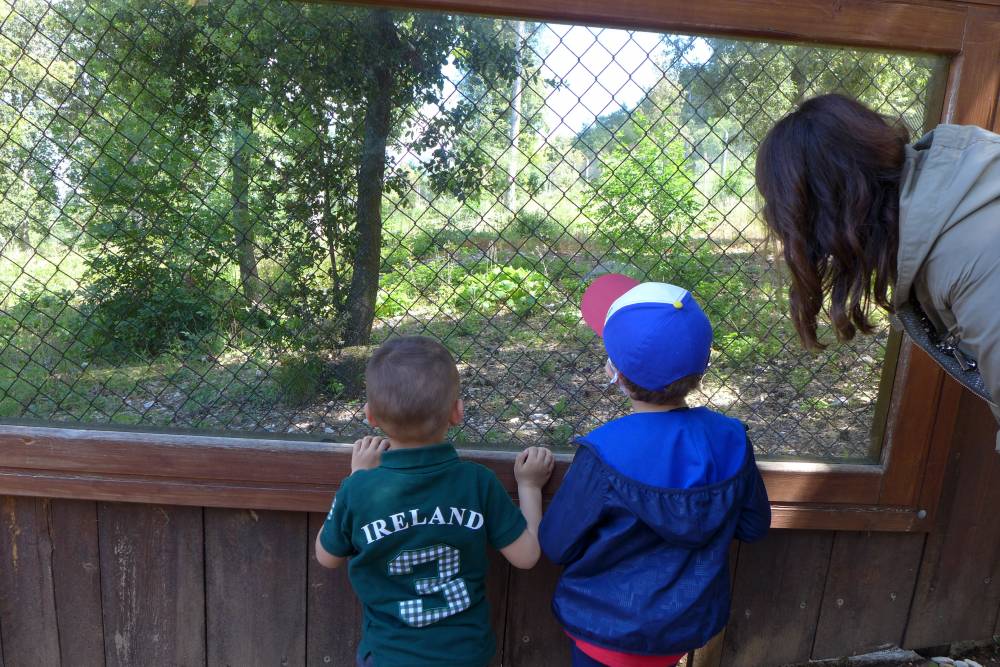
388,544 -> 471,627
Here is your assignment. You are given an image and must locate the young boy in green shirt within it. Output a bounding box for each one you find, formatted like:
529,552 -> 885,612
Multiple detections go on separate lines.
316,335 -> 554,666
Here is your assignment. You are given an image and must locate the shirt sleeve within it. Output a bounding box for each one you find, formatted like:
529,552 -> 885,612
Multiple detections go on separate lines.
319,481 -> 356,557
735,441 -> 771,543
482,469 -> 527,549
539,445 -> 605,565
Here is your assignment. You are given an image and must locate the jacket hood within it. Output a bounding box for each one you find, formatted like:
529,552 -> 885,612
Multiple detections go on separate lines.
579,408 -> 751,548
896,125 -> 1000,307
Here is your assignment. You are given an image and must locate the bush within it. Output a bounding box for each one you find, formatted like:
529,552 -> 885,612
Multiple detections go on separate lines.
274,346 -> 368,407
586,111 -> 700,258
715,165 -> 753,199
273,353 -> 327,407
508,211 -> 562,242
377,261 -> 452,318
83,266 -> 223,357
452,265 -> 549,317
409,228 -> 469,259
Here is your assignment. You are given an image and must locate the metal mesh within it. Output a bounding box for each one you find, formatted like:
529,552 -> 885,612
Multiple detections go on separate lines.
0,0 -> 946,460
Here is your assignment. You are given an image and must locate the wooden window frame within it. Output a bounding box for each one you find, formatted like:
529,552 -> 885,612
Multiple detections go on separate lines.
0,0 -> 997,531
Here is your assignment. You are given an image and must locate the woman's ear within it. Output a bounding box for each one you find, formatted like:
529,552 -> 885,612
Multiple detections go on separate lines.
363,402 -> 379,427
449,398 -> 465,426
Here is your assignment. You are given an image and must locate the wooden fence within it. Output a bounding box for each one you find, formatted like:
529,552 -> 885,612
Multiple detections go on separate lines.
0,388 -> 998,667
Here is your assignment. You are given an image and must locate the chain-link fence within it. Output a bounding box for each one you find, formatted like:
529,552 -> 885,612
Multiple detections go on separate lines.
0,0 -> 946,460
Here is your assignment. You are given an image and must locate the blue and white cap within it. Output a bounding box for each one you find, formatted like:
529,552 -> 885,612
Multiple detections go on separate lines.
601,282 -> 713,391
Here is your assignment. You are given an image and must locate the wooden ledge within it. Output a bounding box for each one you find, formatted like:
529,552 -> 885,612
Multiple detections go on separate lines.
0,424 -> 927,531
319,0 -> 968,54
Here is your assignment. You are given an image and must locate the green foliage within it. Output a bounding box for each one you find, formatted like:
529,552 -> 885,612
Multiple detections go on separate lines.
84,265 -> 222,357
407,228 -> 476,259
716,332 -> 756,363
716,165 -> 753,199
55,0 -> 524,353
0,1 -> 72,250
668,36 -> 943,184
509,211 -> 562,242
790,366 -> 813,391
377,261 -> 550,320
453,266 -> 548,317
547,423 -> 575,447
450,21 -> 547,200
377,261 -> 449,318
551,397 -> 569,417
273,354 -> 327,407
586,111 -> 700,257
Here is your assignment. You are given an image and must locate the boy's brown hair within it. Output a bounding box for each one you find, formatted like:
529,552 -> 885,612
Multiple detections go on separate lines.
366,336 -> 460,443
619,373 -> 701,406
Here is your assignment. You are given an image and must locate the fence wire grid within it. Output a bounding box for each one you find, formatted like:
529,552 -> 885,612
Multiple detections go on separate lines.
0,0 -> 946,460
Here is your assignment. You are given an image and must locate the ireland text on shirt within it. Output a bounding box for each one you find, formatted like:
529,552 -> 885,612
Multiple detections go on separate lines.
360,506 -> 484,544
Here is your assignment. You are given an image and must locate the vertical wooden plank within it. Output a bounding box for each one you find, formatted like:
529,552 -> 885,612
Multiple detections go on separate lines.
503,557 -> 571,666
693,542 -> 740,667
206,508 -> 306,667
942,9 -> 1000,128
878,344 -> 944,506
905,392 -> 1000,648
0,496 -> 60,667
307,512 -> 361,666
99,502 -> 205,667
811,532 -> 925,659
721,531 -> 833,667
307,512 -> 362,666
486,548 -> 511,667
915,378 -> 964,528
49,499 -> 105,666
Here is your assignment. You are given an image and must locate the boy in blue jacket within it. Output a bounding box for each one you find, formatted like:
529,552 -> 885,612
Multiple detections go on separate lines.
539,279 -> 771,667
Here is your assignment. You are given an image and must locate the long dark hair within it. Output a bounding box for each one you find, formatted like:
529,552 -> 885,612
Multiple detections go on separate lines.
756,93 -> 909,349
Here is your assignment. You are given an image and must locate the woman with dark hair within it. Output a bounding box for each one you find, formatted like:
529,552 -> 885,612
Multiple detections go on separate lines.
756,93 -> 1000,448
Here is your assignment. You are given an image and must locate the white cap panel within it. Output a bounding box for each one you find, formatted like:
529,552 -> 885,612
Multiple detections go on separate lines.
605,282 -> 689,323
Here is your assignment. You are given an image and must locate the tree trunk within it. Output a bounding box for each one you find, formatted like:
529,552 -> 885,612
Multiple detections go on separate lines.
505,20 -> 525,214
230,97 -> 262,304
343,10 -> 396,346
319,133 -> 342,305
12,218 -> 30,252
720,126 -> 730,181
790,53 -> 808,105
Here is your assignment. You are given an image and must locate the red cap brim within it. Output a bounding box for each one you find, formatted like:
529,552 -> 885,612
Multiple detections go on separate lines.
581,273 -> 640,337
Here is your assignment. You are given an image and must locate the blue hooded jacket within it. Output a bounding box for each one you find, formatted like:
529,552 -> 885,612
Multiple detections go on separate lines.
538,408 -> 771,655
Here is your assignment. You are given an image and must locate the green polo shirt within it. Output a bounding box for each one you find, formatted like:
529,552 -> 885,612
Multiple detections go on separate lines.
320,443 -> 527,667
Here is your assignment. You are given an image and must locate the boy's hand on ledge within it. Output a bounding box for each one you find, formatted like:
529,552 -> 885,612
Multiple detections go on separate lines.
351,436 -> 390,473
514,446 -> 554,489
